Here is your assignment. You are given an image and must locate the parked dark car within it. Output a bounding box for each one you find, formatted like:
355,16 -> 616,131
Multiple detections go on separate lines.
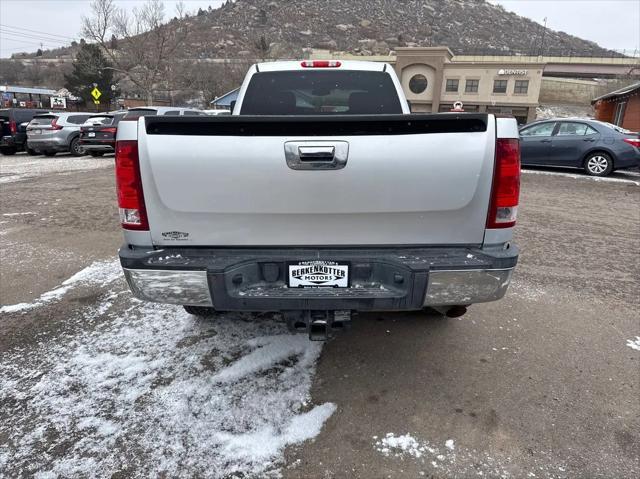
79,111 -> 127,156
0,108 -> 51,155
519,118 -> 640,176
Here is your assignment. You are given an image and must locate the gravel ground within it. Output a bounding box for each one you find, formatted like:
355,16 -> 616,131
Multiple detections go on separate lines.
0,153 -> 638,478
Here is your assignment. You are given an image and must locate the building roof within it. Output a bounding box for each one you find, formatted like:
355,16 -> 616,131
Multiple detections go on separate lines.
0,85 -> 57,95
592,81 -> 640,103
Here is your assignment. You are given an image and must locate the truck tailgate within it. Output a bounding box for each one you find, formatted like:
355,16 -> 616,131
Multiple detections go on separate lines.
138,114 -> 495,246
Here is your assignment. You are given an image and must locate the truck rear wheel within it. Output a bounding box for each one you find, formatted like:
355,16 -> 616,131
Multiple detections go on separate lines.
183,305 -> 218,317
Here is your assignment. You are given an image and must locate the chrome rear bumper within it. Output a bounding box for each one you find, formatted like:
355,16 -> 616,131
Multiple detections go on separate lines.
123,269 -> 212,306
424,268 -> 513,305
121,245 -> 517,311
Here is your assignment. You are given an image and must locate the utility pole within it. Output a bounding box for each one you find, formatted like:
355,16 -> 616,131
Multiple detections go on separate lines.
539,17 -> 548,57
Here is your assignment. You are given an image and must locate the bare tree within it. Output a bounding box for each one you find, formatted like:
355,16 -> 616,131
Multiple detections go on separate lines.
0,60 -> 26,85
174,59 -> 249,108
253,35 -> 270,61
82,0 -> 188,104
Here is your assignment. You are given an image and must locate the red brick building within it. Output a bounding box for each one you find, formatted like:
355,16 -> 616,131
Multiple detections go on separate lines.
592,82 -> 640,132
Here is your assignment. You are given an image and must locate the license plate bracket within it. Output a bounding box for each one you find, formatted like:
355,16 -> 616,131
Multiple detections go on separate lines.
288,260 -> 350,288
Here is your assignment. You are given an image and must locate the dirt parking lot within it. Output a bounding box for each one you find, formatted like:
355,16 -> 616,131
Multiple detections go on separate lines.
1,152 -> 639,478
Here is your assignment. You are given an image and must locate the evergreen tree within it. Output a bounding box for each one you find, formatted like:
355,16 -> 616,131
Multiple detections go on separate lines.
64,43 -> 118,106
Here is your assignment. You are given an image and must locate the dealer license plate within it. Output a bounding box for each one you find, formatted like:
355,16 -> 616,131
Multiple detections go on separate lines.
288,261 -> 349,288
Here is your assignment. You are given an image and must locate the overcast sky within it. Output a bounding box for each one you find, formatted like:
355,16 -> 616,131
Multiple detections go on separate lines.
1,0 -> 638,58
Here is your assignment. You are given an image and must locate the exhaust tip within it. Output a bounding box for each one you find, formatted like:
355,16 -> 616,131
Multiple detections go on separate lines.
430,305 -> 468,318
445,305 -> 468,318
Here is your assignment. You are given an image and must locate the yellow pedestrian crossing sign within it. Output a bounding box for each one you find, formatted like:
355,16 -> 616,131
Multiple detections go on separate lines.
91,87 -> 102,100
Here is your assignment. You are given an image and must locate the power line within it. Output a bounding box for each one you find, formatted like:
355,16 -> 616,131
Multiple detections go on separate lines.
0,36 -> 62,48
0,23 -> 78,41
0,28 -> 72,45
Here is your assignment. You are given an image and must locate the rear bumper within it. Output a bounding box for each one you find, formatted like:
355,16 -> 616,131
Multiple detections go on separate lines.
1,135 -> 23,148
81,143 -> 115,152
79,139 -> 115,152
119,244 -> 518,311
614,148 -> 640,169
27,138 -> 68,152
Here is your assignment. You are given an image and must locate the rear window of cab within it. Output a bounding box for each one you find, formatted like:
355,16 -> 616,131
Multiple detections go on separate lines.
240,70 -> 403,115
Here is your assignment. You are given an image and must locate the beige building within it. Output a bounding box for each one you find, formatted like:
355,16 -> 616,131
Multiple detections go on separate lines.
394,47 -> 544,123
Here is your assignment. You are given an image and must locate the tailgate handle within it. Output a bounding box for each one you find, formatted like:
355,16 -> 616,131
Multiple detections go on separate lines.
298,146 -> 335,161
285,141 -> 349,170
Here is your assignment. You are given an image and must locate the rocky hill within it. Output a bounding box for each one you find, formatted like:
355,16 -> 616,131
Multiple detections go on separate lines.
15,0 -> 617,61
177,0 -> 616,58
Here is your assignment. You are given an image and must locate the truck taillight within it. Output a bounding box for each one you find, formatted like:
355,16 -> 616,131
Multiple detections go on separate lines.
487,138 -> 520,229
300,60 -> 341,68
9,120 -> 17,134
115,140 -> 148,230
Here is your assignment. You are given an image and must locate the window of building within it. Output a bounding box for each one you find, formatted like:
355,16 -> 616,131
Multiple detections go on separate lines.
613,101 -> 627,126
445,79 -> 459,92
514,80 -> 529,94
493,79 -> 508,94
409,74 -> 428,94
511,107 -> 529,125
465,79 -> 479,93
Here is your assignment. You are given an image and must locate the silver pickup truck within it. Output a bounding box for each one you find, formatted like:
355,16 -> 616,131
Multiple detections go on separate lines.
116,60 -> 520,340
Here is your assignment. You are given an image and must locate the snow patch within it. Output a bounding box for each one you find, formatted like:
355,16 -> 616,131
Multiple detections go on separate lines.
2,211 -> 36,216
373,433 -> 568,478
0,274 -> 332,478
626,336 -> 640,351
0,260 -> 121,313
216,403 -> 336,464
212,334 -> 320,384
375,433 -> 426,458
